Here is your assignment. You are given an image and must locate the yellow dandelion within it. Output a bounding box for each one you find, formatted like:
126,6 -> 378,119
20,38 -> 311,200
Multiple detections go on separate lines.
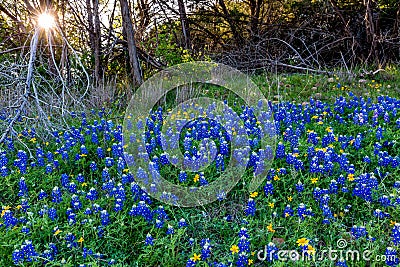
311,177 -> 318,184
250,192 -> 258,198
193,174 -> 200,183
267,223 -> 275,233
230,245 -> 239,254
307,245 -> 316,255
54,229 -> 62,236
296,238 -> 309,246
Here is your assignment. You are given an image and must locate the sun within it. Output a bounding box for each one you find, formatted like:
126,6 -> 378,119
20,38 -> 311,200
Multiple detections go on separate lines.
37,13 -> 55,30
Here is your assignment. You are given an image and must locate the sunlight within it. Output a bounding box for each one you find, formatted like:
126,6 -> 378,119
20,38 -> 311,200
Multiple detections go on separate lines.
37,12 -> 55,30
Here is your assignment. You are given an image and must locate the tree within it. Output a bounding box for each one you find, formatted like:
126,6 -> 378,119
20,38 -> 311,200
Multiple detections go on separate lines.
120,0 -> 143,86
178,0 -> 191,50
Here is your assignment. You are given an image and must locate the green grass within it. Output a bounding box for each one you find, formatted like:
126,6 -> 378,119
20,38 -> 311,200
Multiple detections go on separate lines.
1,67 -> 400,266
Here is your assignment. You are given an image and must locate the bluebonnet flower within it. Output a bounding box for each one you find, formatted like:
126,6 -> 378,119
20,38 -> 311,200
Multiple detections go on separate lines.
264,242 -> 279,262
145,233 -> 154,246
216,154 -> 225,171
297,203 -> 313,220
245,198 -> 256,216
199,173 -> 208,186
238,236 -> 250,253
21,226 -> 30,235
48,207 -> 57,221
18,177 -> 28,197
385,247 -> 399,266
130,201 -> 153,222
373,209 -> 390,219
113,198 -> 123,212
20,240 -> 39,262
283,205 -> 294,217
66,208 -> 76,225
166,224 -> 174,235
83,247 -> 94,259
392,223 -> 400,245
97,147 -> 105,158
65,233 -> 78,248
105,157 -> 114,167
236,252 -> 248,267
178,218 -> 187,228
335,259 -> 348,267
3,209 -> 18,228
61,151 -> 69,161
38,206 -> 48,217
179,171 -> 187,183
86,188 -> 98,201
76,173 -> 85,183
363,156 -> 371,163
264,181 -> 274,196
1,166 -> 9,177
100,210 -> 110,226
68,182 -> 78,194
376,126 -> 383,140
79,145 -> 88,155
155,205 -> 169,220
51,186 -> 62,203
90,161 -> 98,172
351,225 -> 368,239
12,249 -> 24,265
379,195 -> 392,207
295,181 -> 304,193
92,203 -> 102,213
186,259 -> 197,267
45,164 -> 53,174
84,207 -> 92,215
238,227 -> 249,238
71,195 -> 82,210
102,168 -> 110,181
201,238 -> 212,260
155,219 -> 164,229
61,173 -> 69,188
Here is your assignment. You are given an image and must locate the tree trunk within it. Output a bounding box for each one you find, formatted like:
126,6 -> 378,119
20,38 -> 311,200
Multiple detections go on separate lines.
86,0 -> 95,53
177,0 -> 191,50
93,0 -> 102,85
120,0 -> 143,86
218,0 -> 241,45
249,0 -> 262,41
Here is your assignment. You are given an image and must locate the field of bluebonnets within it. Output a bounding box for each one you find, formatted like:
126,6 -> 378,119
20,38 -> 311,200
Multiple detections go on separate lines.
1,72 -> 400,267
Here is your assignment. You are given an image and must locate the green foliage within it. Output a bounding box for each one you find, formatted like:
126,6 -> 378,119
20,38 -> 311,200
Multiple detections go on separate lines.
1,70 -> 400,266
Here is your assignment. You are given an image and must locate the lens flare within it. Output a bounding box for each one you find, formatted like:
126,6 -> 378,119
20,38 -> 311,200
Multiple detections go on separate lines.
37,13 -> 55,30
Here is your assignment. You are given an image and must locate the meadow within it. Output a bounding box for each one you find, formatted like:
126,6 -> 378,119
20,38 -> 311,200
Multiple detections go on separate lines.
1,71 -> 400,267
